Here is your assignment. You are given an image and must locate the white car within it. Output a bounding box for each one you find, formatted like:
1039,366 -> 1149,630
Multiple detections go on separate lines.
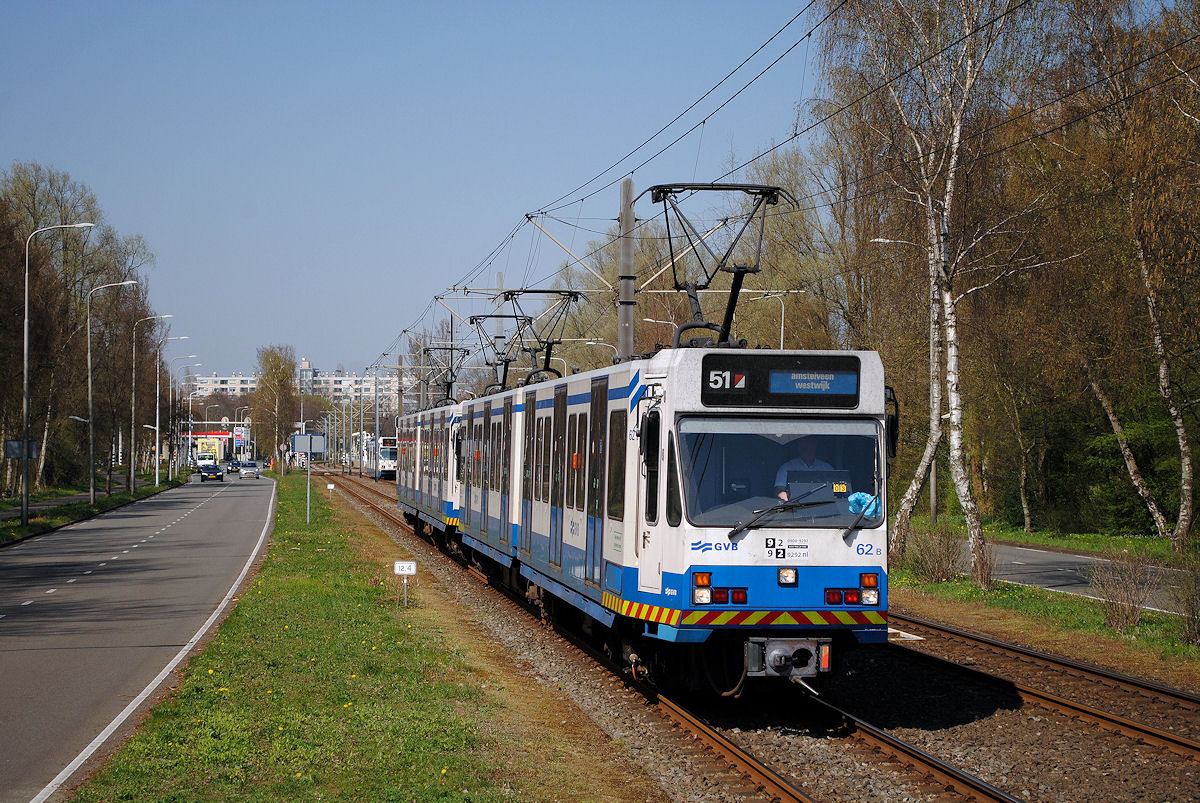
239,461 -> 261,479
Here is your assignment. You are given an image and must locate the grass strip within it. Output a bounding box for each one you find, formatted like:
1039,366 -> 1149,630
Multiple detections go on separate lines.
892,566 -> 1200,664
903,513 -> 1190,565
73,471 -> 501,802
2,475 -> 184,546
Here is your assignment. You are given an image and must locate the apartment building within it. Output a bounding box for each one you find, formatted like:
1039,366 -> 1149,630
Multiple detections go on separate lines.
188,358 -> 400,411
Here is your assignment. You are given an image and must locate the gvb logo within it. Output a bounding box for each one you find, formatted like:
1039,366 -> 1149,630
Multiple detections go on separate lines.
690,540 -> 739,552
708,370 -> 746,390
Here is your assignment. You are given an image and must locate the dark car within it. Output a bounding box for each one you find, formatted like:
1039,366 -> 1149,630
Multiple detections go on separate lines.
199,463 -> 223,482
227,460 -> 241,474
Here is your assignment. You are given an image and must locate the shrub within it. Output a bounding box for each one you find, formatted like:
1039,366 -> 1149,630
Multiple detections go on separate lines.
1170,556 -> 1200,645
1086,552 -> 1159,632
906,522 -> 966,583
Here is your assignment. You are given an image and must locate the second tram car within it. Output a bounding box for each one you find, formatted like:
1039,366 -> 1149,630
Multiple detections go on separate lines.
397,347 -> 894,693
375,436 -> 398,481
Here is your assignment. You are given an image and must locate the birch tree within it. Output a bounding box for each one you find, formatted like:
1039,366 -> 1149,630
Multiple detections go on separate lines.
819,0 -> 1047,583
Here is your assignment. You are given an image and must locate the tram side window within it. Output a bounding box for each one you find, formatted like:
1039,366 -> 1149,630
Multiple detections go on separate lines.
475,420 -> 482,490
642,409 -> 660,524
533,417 -> 543,502
575,414 -> 587,510
607,409 -> 626,520
541,415 -> 552,501
566,413 -> 578,509
522,417 -> 533,501
501,407 -> 511,495
489,421 -> 498,492
666,432 -> 682,527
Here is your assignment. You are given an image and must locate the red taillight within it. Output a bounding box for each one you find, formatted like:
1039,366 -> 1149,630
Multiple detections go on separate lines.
712,588 -> 729,604
825,589 -> 843,605
731,588 -> 747,605
844,588 -> 862,604
819,643 -> 832,671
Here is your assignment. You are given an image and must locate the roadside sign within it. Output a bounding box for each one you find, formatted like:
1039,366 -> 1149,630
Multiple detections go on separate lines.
293,433 -> 326,453
5,440 -> 40,459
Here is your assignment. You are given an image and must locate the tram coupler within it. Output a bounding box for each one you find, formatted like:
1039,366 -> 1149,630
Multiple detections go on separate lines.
744,637 -> 831,681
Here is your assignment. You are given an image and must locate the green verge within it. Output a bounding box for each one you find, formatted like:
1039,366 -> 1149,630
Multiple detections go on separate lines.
2,473 -> 186,546
891,566 -> 1200,661
907,513 -> 1189,565
72,472 -> 501,802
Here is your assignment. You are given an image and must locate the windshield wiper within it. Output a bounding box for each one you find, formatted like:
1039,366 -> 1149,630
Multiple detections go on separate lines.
841,494 -> 879,544
727,484 -> 831,540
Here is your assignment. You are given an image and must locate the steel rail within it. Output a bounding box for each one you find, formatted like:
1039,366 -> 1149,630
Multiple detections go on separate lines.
806,696 -> 1021,803
890,613 -> 1200,709
656,695 -> 814,803
897,645 -> 1200,761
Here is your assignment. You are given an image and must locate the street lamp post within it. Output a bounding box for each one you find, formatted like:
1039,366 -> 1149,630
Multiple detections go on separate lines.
187,389 -> 204,468
168,360 -> 200,479
85,279 -> 137,504
153,336 -> 188,487
22,222 -> 95,525
234,406 -> 249,459
585,341 -> 618,364
747,294 -> 786,350
130,313 -> 172,493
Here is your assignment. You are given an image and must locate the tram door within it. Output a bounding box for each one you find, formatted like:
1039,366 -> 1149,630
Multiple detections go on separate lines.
519,390 -> 536,555
500,396 -> 512,546
585,377 -> 607,585
549,386 -> 567,568
480,401 -> 491,537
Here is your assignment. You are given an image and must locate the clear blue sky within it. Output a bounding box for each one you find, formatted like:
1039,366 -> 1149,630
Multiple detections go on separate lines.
2,1 -> 817,376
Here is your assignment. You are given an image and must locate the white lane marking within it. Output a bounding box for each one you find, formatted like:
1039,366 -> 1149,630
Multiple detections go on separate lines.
21,601 -> 32,606
97,563 -> 105,567
34,479 -> 278,803
67,579 -> 76,584
46,589 -> 56,594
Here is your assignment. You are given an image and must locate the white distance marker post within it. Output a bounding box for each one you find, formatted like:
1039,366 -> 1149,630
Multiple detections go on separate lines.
327,483 -> 335,501
394,560 -> 416,607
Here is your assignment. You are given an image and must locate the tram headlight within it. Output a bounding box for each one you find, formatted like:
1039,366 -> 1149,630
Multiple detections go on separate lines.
777,567 -> 797,586
693,587 -> 713,605
862,588 -> 880,605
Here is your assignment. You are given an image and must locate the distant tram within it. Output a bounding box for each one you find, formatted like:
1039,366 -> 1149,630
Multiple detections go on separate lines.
375,436 -> 397,481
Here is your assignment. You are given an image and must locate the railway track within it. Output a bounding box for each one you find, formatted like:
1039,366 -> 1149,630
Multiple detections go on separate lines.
320,469 -> 1031,801
890,613 -> 1200,761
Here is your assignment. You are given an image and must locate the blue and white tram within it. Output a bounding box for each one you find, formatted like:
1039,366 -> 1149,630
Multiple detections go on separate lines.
397,347 -> 894,692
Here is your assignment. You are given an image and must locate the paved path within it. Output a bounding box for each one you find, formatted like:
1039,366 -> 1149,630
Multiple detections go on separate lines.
0,475 -> 274,802
0,478 -> 158,523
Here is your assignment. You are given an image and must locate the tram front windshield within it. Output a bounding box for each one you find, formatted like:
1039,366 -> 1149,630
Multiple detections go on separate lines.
676,417 -> 883,529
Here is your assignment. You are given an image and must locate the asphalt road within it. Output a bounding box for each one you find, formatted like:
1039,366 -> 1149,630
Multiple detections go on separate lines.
0,475 -> 274,802
988,541 -> 1180,613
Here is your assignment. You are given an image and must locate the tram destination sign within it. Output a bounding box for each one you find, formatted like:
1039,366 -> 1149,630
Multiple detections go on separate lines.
701,353 -> 860,408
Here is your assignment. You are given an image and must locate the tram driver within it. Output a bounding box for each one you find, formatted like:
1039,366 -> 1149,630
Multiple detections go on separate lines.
773,436 -> 834,501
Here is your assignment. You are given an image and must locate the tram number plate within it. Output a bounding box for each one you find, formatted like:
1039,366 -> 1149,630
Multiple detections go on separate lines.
764,536 -> 810,561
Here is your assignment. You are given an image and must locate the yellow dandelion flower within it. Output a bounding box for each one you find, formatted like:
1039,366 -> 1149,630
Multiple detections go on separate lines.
208,669 -> 214,675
